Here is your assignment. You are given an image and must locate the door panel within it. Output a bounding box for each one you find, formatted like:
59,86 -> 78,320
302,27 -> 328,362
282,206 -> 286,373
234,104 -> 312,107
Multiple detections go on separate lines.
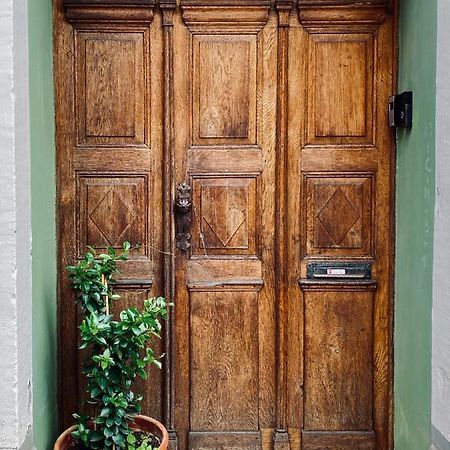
55,1 -> 395,449
292,3 -> 395,450
55,0 -> 165,427
172,4 -> 277,449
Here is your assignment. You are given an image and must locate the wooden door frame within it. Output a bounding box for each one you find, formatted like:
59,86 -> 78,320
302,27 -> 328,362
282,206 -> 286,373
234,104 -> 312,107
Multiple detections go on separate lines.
54,1 -> 398,449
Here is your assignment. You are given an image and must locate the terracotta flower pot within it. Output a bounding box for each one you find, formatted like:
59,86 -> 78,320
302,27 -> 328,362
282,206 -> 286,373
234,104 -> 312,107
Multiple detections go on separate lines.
53,415 -> 169,450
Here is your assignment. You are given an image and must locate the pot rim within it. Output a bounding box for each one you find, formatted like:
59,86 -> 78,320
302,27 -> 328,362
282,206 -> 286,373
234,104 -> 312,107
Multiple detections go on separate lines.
53,415 -> 169,450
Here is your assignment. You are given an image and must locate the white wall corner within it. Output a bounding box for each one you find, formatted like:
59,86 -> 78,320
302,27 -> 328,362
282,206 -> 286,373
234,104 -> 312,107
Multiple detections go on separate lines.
432,425 -> 450,450
0,0 -> 32,448
433,0 -> 450,445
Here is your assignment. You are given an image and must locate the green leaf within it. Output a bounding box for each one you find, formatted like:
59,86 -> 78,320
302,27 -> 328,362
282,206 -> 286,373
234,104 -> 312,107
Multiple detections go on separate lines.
91,432 -> 103,442
112,434 -> 125,446
100,407 -> 111,417
114,415 -> 123,426
127,434 -> 137,444
153,359 -> 162,370
104,427 -> 114,438
137,368 -> 148,380
90,387 -> 101,398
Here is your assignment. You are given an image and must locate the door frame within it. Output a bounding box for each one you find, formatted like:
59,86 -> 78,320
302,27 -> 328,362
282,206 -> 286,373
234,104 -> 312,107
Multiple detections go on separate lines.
54,2 -> 398,449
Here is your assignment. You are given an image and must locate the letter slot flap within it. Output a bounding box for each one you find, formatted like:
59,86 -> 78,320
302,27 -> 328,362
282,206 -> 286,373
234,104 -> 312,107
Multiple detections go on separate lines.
307,262 -> 372,280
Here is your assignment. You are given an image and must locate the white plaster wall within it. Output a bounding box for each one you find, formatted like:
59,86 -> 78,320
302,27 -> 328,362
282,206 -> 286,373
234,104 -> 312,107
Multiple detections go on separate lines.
0,0 -> 32,448
433,0 -> 450,447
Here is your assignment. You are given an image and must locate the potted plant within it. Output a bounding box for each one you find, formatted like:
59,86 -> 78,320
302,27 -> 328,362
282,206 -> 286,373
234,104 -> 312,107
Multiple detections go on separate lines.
54,242 -> 169,450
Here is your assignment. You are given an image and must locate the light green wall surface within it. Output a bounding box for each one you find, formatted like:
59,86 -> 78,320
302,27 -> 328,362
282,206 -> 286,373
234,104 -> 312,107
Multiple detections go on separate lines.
28,0 -> 57,448
395,0 -> 437,449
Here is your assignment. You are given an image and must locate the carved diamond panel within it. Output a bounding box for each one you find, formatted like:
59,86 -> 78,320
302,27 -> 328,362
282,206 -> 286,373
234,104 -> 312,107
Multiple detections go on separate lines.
317,187 -> 360,245
77,175 -> 148,256
90,189 -> 136,245
192,177 -> 257,256
304,174 -> 373,257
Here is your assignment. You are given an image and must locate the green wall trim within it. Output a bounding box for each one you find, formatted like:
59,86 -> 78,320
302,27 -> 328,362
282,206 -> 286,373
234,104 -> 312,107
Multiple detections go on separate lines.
28,0 -> 57,448
395,0 -> 437,449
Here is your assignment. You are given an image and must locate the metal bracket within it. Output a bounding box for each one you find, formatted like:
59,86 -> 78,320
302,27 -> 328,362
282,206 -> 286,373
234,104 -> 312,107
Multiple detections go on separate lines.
174,182 -> 192,252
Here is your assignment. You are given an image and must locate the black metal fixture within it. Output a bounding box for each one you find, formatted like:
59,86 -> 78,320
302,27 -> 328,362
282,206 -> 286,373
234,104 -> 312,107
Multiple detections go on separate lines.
388,91 -> 413,128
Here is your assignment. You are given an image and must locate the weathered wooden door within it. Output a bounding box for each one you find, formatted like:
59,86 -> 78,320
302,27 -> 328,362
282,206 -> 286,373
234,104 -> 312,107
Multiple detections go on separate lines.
55,1 -> 396,450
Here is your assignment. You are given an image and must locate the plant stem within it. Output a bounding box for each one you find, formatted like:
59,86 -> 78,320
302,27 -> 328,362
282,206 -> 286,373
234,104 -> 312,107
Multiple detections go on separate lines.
101,274 -> 110,315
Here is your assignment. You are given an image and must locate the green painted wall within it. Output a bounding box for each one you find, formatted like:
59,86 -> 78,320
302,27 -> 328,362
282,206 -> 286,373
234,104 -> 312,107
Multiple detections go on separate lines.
28,0 -> 57,448
395,0 -> 437,449
24,1 -> 439,449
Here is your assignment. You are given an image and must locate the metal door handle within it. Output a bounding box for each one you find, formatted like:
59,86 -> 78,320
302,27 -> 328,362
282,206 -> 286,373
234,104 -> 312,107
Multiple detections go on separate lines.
174,182 -> 192,251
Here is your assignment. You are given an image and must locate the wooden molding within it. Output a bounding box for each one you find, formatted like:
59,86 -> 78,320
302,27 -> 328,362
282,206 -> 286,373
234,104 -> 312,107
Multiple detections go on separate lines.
64,0 -> 156,25
180,0 -> 273,32
298,0 -> 388,29
276,0 -> 296,26
299,279 -> 378,291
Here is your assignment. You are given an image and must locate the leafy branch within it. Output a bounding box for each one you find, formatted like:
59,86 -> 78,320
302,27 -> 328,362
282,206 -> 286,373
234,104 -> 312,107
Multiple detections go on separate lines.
67,243 -> 168,449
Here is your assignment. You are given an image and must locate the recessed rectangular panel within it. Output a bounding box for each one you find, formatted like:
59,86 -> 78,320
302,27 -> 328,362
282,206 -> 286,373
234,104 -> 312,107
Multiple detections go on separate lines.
76,32 -> 146,146
307,33 -> 374,145
192,176 -> 257,256
189,432 -> 261,450
193,34 -> 257,145
304,289 -> 374,430
302,431 -> 375,450
190,290 -> 259,431
304,174 -> 373,258
77,174 -> 148,255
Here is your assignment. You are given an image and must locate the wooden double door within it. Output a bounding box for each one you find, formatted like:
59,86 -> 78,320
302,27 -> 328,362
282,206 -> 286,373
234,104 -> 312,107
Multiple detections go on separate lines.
56,1 -> 395,449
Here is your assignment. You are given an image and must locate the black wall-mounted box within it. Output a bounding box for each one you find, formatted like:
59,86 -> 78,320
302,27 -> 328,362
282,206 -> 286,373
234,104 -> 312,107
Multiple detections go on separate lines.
389,91 -> 413,128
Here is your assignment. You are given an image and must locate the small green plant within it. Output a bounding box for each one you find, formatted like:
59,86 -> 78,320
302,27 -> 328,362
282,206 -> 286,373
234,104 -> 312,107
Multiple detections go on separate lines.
67,242 -> 168,450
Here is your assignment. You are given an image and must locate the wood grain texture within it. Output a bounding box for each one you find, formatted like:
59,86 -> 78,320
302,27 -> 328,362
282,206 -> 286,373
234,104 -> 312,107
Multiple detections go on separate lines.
304,173 -> 374,258
193,35 -> 256,143
302,431 -> 375,450
55,0 -> 163,431
303,288 -> 374,430
174,3 -> 276,450
191,176 -> 257,255
160,1 -> 176,439
181,0 -> 272,33
64,0 -> 155,25
190,290 -> 259,431
296,1 -> 395,449
76,31 -> 146,146
298,1 -> 388,29
55,1 -> 396,449
307,33 -> 374,145
77,174 -> 147,252
273,2 -> 296,444
189,431 -> 261,450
